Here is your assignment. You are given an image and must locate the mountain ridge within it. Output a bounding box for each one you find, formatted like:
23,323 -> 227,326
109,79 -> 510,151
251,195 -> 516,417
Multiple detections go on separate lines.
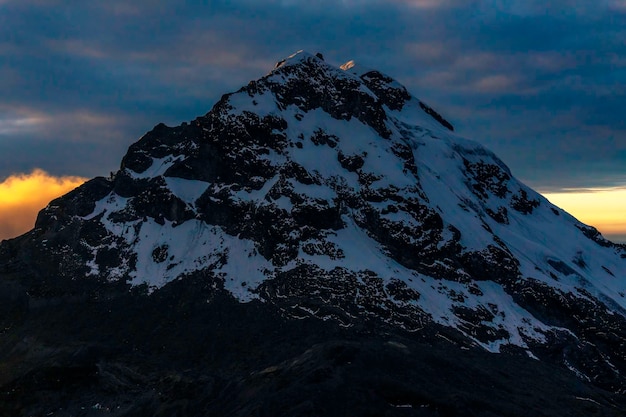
1,50 -> 626,416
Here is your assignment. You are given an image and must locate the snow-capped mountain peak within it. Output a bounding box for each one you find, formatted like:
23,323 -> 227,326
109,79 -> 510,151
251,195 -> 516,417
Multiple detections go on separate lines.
8,51 -> 626,392
273,49 -> 321,70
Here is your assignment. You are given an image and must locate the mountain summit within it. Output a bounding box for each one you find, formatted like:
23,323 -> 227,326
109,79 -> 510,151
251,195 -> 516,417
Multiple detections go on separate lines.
2,51 -> 626,416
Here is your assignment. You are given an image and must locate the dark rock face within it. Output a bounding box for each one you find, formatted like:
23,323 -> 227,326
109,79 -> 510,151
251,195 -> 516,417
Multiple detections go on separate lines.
359,70 -> 411,111
510,189 -> 540,214
262,57 -> 394,138
2,288 -> 625,417
35,176 -> 114,231
419,101 -> 454,131
1,50 -> 626,415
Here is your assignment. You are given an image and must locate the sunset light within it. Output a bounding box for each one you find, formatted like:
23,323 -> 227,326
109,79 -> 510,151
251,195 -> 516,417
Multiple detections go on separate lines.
1,170 -> 623,243
0,169 -> 87,240
542,188 -> 626,243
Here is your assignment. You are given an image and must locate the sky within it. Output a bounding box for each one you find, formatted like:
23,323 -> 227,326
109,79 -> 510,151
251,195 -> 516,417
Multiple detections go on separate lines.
0,0 -> 624,242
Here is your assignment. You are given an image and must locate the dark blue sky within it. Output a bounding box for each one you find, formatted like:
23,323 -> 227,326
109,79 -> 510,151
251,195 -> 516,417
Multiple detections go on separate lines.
2,0 -> 625,192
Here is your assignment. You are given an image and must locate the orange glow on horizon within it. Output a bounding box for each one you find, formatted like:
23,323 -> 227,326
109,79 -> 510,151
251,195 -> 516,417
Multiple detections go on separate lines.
0,170 -> 623,244
542,188 -> 626,242
0,169 -> 87,240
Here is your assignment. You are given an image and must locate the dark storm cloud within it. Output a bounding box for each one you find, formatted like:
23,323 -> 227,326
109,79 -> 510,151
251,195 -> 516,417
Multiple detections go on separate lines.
1,0 -> 625,190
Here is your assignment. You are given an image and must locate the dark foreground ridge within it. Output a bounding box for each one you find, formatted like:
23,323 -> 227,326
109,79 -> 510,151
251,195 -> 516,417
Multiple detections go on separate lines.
1,51 -> 625,416
1,286 -> 625,416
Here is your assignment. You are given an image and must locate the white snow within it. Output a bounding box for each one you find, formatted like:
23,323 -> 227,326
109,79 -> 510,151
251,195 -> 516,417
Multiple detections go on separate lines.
80,51 -> 626,356
164,177 -> 209,205
96,216 -> 273,301
126,155 -> 184,179
82,192 -> 129,221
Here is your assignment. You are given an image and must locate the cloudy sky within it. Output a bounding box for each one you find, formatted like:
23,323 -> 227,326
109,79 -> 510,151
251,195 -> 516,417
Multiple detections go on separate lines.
1,0 -> 625,241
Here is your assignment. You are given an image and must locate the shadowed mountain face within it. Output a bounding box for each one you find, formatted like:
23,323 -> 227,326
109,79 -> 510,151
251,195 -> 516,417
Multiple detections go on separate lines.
1,51 -> 625,416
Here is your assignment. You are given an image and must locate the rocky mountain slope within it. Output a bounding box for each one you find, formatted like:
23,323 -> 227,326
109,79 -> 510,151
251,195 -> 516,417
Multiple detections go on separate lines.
1,51 -> 625,416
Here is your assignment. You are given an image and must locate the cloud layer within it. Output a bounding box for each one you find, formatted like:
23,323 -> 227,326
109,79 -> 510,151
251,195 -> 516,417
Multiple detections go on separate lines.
0,170 -> 86,240
1,0 -> 624,191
